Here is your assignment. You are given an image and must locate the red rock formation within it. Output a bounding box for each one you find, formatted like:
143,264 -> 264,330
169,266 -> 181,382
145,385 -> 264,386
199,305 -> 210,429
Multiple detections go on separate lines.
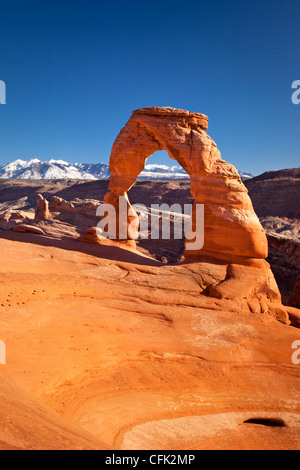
13,224 -> 46,235
81,107 -> 281,306
49,196 -> 76,213
49,196 -> 100,217
0,211 -> 27,230
103,107 -> 267,261
0,209 -> 46,236
34,194 -> 49,222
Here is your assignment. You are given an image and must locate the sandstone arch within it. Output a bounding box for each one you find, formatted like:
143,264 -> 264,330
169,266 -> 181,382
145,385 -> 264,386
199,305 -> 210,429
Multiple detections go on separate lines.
81,106 -> 287,312
104,106 -> 267,263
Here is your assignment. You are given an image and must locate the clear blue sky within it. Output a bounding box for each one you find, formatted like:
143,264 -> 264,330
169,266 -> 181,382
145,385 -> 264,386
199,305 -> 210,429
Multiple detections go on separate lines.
0,0 -> 299,174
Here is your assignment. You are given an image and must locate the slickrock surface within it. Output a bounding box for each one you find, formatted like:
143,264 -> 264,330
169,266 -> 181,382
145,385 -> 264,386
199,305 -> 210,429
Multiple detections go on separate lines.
0,371 -> 109,450
0,234 -> 300,449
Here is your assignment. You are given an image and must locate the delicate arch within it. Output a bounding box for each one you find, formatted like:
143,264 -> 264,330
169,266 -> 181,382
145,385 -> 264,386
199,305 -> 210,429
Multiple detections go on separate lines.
103,106 -> 267,262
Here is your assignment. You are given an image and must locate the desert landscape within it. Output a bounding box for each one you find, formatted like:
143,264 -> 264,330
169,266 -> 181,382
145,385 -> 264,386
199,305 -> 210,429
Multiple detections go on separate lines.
0,106 -> 300,450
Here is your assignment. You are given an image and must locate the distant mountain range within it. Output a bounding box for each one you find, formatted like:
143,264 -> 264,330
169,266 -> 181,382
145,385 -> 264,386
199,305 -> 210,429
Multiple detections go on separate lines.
0,159 -> 255,181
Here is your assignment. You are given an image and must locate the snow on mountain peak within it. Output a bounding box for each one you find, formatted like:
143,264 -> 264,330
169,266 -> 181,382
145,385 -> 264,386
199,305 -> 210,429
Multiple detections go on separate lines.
4,159 -> 27,168
144,164 -> 170,171
48,159 -> 69,165
26,158 -> 41,165
0,158 -> 255,181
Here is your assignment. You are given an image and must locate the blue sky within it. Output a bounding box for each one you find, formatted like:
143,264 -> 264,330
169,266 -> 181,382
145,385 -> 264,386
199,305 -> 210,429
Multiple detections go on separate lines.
0,0 -> 299,174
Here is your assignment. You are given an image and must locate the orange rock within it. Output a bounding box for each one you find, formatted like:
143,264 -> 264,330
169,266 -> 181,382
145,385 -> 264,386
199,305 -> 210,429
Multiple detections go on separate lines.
49,196 -> 76,213
34,194 -> 49,222
13,224 -> 45,235
102,107 -> 267,260
1,236 -> 300,450
78,226 -> 137,250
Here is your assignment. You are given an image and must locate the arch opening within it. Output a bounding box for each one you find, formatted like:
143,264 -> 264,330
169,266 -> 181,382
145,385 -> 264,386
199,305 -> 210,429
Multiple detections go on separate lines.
127,151 -> 193,263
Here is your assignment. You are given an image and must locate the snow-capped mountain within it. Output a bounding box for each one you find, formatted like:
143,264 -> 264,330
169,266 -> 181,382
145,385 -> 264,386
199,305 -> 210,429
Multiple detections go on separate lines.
139,164 -> 188,180
0,159 -> 108,180
0,159 -> 255,181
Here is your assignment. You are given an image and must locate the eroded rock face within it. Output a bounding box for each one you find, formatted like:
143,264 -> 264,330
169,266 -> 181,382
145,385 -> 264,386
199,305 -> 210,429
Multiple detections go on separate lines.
0,211 -> 27,230
34,194 -> 49,222
84,106 -> 280,304
49,196 -> 99,217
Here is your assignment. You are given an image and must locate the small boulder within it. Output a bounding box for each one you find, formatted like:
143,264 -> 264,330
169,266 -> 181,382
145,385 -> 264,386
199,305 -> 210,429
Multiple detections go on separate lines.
13,224 -> 46,236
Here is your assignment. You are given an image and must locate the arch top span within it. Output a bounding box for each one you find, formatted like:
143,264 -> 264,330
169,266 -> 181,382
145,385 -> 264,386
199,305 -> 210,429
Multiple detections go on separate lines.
108,106 -> 217,192
132,106 -> 209,130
